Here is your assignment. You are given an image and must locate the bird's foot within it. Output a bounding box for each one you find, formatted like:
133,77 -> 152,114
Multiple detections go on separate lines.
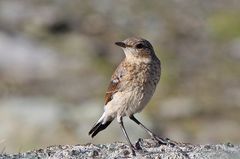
127,140 -> 144,156
152,135 -> 176,147
135,138 -> 143,150
129,145 -> 136,156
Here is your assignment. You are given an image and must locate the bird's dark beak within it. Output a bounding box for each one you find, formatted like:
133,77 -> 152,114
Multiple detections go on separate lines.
115,42 -> 126,48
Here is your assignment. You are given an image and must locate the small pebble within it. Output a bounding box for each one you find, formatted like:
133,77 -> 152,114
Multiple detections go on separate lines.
204,145 -> 211,149
71,150 -> 79,156
226,143 -> 234,147
123,149 -> 130,156
89,150 -> 99,157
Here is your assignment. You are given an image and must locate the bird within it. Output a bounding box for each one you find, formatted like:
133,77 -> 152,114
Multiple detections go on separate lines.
89,37 -> 171,155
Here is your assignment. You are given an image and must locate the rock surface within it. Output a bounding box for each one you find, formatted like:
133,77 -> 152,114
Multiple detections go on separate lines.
1,138 -> 239,159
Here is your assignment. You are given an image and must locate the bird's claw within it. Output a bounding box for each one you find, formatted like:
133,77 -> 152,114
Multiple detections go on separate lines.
129,145 -> 136,156
152,136 -> 176,147
126,139 -> 144,156
135,138 -> 143,150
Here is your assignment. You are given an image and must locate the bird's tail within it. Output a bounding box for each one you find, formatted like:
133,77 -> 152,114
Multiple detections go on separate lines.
89,113 -> 113,138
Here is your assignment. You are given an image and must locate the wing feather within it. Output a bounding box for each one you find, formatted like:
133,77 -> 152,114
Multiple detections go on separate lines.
104,61 -> 126,105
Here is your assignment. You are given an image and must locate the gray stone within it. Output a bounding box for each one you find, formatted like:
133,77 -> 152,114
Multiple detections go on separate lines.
0,138 -> 239,159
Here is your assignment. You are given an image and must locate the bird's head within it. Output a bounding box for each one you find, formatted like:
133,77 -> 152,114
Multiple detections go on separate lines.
115,37 -> 156,63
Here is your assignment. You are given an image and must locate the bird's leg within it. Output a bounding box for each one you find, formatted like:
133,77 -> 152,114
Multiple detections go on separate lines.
118,116 -> 136,156
129,115 -> 175,146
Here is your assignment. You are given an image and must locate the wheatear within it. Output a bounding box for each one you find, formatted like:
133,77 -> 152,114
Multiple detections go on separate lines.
89,37 -> 171,155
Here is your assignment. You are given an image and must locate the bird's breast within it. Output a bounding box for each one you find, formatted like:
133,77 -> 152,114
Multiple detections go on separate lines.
125,62 -> 160,88
121,61 -> 160,114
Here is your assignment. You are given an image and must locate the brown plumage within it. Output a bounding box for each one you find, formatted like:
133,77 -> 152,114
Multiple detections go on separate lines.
104,61 -> 125,105
89,37 -> 171,156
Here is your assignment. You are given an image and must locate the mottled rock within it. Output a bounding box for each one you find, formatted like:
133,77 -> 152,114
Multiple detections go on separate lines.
0,139 -> 239,159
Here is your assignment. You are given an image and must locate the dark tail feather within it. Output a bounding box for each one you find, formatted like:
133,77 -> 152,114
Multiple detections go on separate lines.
89,120 -> 112,138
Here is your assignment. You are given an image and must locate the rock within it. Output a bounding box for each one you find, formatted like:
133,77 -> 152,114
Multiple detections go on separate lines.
0,138 -> 239,159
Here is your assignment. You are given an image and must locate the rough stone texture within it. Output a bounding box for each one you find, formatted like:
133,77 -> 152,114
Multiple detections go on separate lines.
0,139 -> 239,159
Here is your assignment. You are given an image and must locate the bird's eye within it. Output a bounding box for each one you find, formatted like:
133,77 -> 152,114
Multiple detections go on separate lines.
135,43 -> 144,49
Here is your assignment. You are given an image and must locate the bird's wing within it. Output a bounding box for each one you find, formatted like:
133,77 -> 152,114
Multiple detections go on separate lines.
104,61 -> 126,105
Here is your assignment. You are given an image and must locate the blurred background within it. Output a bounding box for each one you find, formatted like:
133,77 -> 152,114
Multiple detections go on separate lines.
0,0 -> 240,153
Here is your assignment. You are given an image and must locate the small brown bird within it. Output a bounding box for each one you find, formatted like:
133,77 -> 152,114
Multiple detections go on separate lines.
89,37 -> 170,155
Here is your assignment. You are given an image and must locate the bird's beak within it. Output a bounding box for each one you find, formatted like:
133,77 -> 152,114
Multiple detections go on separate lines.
115,42 -> 127,48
